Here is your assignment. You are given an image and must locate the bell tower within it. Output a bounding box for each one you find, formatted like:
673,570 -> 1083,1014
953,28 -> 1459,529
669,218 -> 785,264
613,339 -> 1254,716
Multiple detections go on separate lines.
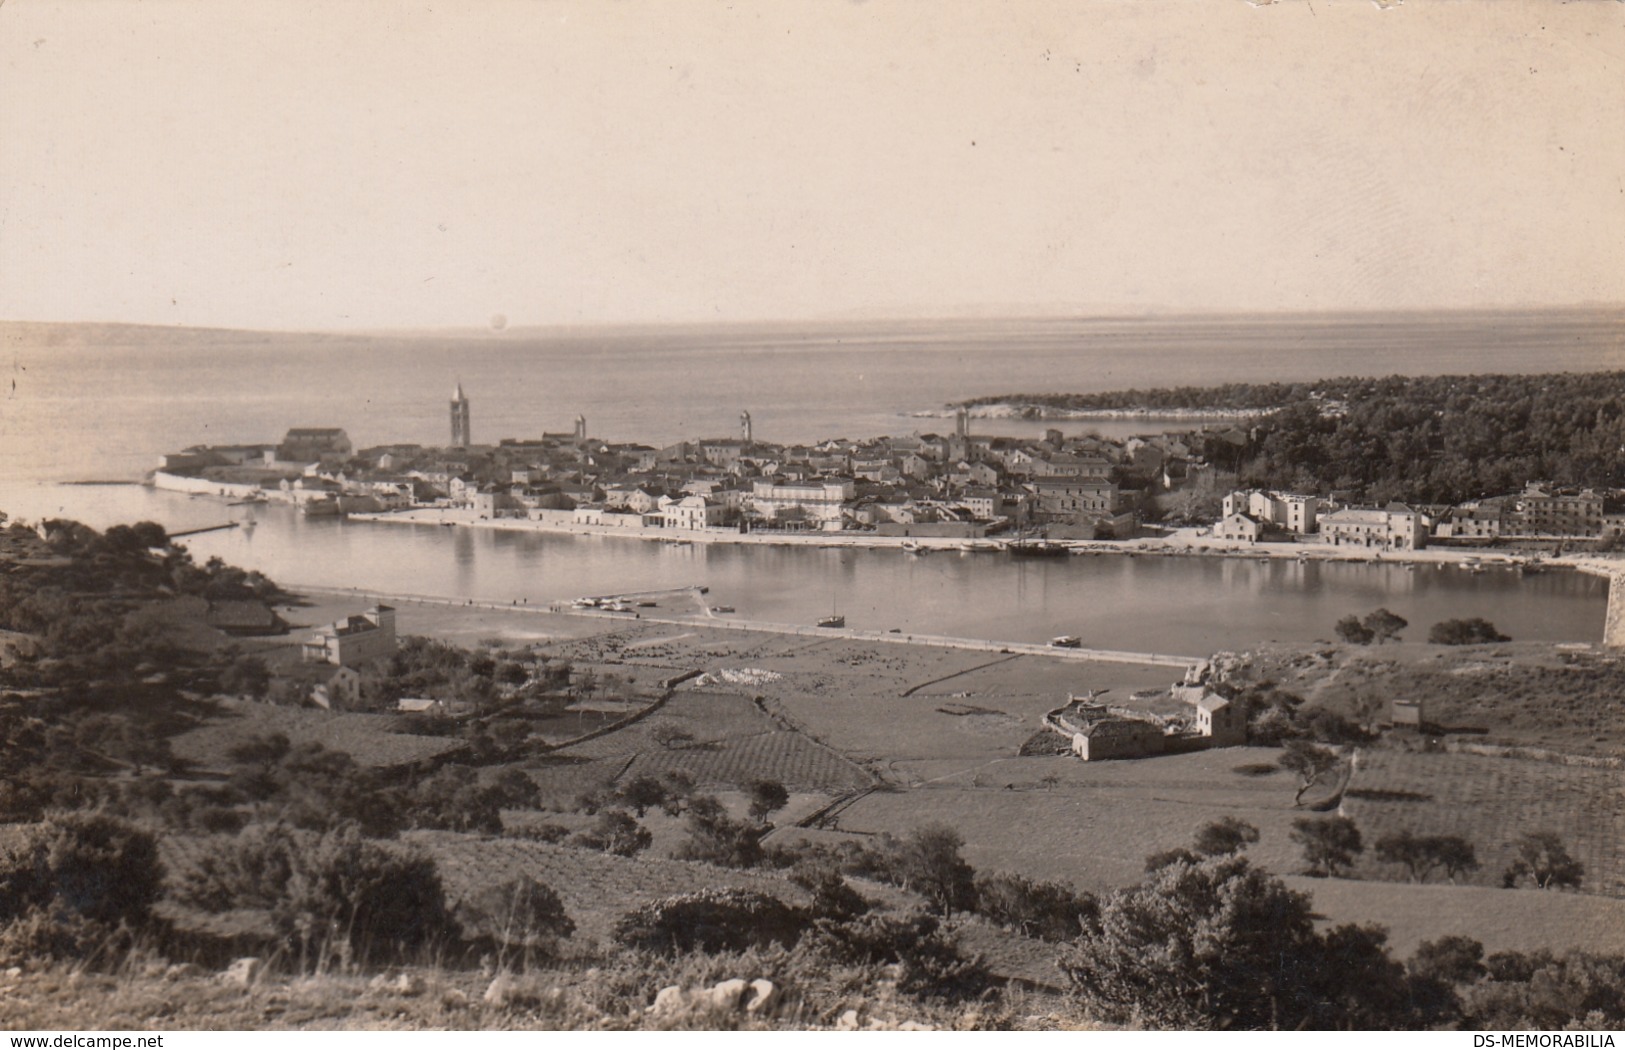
450,382 -> 471,447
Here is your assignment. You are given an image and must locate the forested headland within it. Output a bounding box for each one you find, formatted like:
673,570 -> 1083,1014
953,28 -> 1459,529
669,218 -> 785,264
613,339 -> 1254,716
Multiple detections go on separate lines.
965,372 -> 1625,505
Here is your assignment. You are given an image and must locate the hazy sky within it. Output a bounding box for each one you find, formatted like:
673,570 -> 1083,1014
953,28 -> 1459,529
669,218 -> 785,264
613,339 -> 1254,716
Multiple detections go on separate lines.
2,1 -> 1622,330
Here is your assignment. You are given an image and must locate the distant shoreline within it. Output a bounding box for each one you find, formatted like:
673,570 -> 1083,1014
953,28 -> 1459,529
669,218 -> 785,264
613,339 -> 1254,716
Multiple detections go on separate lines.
914,403 -> 1260,422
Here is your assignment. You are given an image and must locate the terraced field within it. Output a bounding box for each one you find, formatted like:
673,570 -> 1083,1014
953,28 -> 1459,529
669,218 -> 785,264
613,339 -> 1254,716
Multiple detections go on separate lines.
1341,748 -> 1625,896
554,690 -> 873,793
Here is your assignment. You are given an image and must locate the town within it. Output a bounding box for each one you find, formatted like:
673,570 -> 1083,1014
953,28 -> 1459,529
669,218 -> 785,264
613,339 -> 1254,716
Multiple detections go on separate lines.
152,383 -> 1625,554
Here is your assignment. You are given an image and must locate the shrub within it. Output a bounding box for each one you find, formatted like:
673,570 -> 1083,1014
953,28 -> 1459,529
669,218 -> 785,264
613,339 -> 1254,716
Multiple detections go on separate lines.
1335,615 -> 1375,646
1062,853 -> 1438,1029
800,911 -> 993,1002
674,796 -> 765,868
455,875 -> 575,964
571,808 -> 652,857
1429,618 -> 1511,645
0,811 -> 164,928
613,889 -> 807,956
973,872 -> 1097,941
182,823 -> 460,967
279,827 -> 460,967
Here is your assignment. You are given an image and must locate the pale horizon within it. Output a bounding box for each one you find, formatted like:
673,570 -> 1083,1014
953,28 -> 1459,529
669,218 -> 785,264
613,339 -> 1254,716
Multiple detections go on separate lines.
3,1 -> 1623,331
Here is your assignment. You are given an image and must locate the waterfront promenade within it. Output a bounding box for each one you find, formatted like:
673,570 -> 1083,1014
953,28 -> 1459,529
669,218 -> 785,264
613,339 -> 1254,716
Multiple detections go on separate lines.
347,505 -> 1592,569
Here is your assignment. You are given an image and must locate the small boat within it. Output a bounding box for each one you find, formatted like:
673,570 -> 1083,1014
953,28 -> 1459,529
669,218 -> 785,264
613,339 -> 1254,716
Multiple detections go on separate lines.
711,605 -> 735,614
637,600 -> 657,608
1011,541 -> 1069,558
900,540 -> 927,554
1050,635 -> 1083,649
817,614 -> 846,629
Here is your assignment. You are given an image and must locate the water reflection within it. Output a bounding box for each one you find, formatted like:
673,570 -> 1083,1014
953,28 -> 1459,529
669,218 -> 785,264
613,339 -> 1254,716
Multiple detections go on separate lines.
0,481 -> 1606,654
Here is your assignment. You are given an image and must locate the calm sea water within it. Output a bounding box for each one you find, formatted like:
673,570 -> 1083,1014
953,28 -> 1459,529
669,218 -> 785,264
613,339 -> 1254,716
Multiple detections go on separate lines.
1,311 -> 1618,649
0,483 -> 1606,651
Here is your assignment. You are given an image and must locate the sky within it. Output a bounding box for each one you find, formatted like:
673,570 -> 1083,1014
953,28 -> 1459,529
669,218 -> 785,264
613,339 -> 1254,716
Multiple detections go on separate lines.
1,0 -> 1622,331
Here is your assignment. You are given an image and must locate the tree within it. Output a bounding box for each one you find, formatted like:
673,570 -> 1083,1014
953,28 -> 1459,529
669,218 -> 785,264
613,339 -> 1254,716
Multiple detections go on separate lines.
1192,816 -> 1259,857
1362,608 -> 1409,644
571,808 -> 651,857
1375,830 -> 1478,884
893,823 -> 978,918
1291,816 -> 1363,877
746,778 -> 790,826
1335,615 -> 1375,646
1279,739 -> 1340,806
1374,830 -> 1438,883
616,775 -> 668,818
1502,832 -> 1584,890
1435,835 -> 1481,883
219,654 -> 272,700
1429,618 -> 1511,645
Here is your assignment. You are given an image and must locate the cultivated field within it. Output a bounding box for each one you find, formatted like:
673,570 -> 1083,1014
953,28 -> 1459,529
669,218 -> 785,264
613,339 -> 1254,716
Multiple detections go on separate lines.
552,690 -> 873,793
170,698 -> 467,771
1342,748 -> 1625,896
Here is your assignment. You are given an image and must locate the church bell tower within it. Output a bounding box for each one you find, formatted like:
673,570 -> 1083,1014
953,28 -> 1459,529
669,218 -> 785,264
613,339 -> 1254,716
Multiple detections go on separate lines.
450,382 -> 471,447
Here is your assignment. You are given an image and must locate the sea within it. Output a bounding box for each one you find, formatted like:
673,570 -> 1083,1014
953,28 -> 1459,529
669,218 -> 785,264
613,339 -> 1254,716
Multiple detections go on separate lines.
1,309 -> 1621,651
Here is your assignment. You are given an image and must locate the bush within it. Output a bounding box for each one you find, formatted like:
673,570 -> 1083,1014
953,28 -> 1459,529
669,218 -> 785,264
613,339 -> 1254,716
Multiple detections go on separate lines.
1061,853 -> 1438,1029
455,875 -> 575,964
182,823 -> 460,967
0,811 -> 164,929
673,796 -> 765,868
1429,618 -> 1511,645
613,889 -> 807,956
800,912 -> 993,1001
572,808 -> 652,857
973,872 -> 1097,941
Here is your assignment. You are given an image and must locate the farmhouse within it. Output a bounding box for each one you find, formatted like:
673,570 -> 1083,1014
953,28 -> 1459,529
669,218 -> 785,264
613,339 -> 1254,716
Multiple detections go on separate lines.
1072,718 -> 1166,761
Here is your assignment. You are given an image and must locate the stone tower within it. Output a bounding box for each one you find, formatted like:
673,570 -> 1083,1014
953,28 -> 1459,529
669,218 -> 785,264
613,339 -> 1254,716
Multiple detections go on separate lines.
574,414 -> 587,443
740,410 -> 752,445
955,406 -> 969,439
450,382 -> 471,447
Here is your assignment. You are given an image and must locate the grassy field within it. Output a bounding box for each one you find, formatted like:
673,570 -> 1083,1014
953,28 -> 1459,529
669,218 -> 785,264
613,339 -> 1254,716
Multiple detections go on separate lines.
1342,748 -> 1625,896
1281,876 -> 1625,958
169,699 -> 467,771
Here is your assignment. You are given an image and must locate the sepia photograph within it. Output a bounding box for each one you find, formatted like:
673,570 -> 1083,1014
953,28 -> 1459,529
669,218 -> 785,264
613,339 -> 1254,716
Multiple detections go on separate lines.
2,0 -> 1623,1035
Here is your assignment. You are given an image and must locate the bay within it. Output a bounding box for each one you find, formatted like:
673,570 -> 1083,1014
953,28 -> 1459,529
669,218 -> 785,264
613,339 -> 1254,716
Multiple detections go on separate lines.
0,482 -> 1605,654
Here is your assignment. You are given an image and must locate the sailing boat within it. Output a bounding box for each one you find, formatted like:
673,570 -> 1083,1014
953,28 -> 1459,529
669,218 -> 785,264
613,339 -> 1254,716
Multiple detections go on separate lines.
816,587 -> 845,628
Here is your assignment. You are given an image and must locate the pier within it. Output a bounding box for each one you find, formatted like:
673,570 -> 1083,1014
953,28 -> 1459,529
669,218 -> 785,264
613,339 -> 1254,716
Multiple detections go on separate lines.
168,522 -> 240,539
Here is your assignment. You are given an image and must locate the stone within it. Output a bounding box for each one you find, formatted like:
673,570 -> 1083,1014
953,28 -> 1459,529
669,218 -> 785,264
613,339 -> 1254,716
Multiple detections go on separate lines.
744,978 -> 777,1015
836,1009 -> 861,1031
4,966 -> 22,978
707,978 -> 749,1011
483,973 -> 535,1009
649,985 -> 689,1017
220,957 -> 262,988
394,972 -> 425,997
163,963 -> 200,981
